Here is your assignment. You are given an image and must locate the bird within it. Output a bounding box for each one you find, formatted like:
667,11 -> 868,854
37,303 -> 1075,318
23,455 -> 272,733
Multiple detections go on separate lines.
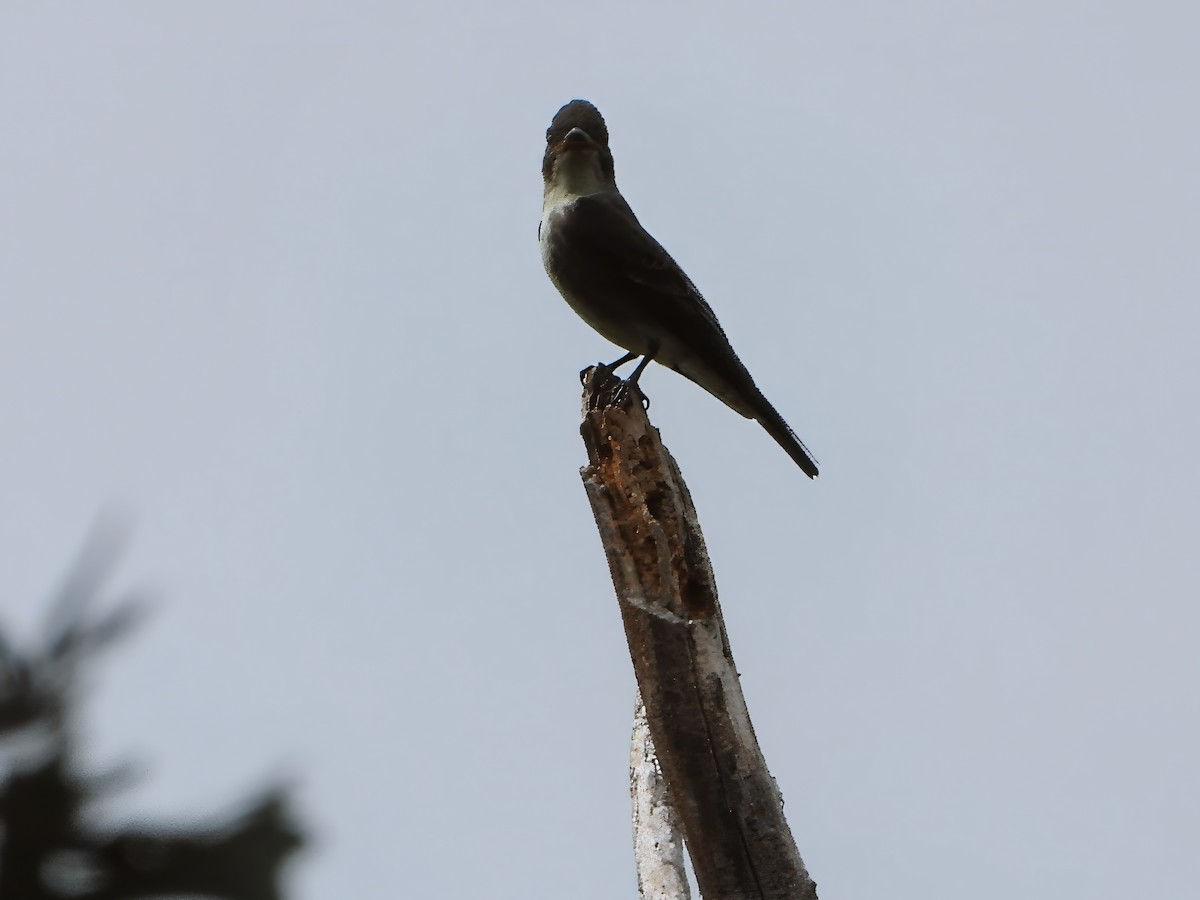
538,99 -> 820,478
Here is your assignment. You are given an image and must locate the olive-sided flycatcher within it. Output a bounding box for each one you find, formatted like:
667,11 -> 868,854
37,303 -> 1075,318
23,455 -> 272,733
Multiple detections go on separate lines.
538,99 -> 820,477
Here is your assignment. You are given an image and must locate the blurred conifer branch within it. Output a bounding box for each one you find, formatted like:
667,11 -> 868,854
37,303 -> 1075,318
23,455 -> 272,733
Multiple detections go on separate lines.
0,526 -> 304,900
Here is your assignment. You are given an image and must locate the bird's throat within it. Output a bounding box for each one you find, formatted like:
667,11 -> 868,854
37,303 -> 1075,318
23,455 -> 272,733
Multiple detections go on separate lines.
545,151 -> 613,202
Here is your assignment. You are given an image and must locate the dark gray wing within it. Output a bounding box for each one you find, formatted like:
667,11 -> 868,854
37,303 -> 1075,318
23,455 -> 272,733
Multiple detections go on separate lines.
551,194 -> 733,343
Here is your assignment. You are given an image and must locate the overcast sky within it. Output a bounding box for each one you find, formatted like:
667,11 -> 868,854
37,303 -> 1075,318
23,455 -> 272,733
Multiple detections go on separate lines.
3,3 -> 1198,898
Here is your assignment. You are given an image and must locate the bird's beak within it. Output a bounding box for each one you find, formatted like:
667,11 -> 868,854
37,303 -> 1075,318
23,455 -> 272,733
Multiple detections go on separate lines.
555,126 -> 599,154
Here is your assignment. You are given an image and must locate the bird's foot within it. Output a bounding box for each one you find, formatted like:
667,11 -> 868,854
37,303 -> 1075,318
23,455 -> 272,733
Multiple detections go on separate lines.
611,378 -> 650,411
580,363 -> 649,412
581,363 -> 622,411
581,361 -> 616,386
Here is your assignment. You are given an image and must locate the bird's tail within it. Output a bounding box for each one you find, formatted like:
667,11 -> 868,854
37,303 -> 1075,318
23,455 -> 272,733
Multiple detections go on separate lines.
753,398 -> 820,478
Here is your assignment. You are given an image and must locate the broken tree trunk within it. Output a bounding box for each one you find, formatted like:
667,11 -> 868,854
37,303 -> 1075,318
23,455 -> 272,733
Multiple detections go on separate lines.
578,366 -> 818,900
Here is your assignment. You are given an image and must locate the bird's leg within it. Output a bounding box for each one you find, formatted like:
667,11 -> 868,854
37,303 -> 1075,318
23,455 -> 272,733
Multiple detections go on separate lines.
613,345 -> 657,410
605,350 -> 639,371
626,351 -> 655,385
580,350 -> 639,387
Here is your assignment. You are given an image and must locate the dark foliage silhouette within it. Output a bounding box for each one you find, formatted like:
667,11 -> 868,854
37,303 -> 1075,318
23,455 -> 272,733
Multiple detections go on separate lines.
0,531 -> 304,900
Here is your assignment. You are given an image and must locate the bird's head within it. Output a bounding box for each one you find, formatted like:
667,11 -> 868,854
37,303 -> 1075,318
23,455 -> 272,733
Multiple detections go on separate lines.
543,99 -> 616,196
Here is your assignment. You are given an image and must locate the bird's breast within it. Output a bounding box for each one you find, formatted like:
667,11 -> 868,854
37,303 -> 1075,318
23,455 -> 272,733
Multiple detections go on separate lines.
539,197 -> 656,356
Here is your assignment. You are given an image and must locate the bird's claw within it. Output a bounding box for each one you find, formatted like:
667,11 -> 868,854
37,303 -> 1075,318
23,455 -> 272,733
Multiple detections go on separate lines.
611,379 -> 650,411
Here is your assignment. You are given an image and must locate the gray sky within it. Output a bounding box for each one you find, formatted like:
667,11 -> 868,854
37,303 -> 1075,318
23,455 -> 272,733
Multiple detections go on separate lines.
3,2 -> 1198,898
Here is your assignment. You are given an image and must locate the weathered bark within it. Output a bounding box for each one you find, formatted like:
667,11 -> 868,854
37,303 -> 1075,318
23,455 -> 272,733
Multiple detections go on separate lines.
631,691 -> 691,900
579,366 -> 817,900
